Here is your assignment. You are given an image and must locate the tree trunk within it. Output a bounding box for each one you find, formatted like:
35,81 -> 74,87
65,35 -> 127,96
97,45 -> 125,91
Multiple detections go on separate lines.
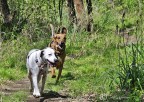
66,0 -> 77,26
0,0 -> 19,40
0,0 -> 12,24
59,0 -> 64,25
86,0 -> 93,32
73,0 -> 84,20
73,0 -> 87,30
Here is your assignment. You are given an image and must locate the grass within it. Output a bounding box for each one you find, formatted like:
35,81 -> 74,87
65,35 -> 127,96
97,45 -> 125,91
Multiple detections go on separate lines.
0,91 -> 27,102
0,31 -> 120,100
0,35 -> 50,83
1,0 -> 144,101
1,28 -> 144,101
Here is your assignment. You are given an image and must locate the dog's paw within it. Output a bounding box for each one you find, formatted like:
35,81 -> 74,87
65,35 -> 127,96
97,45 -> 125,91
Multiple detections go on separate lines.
33,94 -> 41,98
52,75 -> 56,78
33,92 -> 41,98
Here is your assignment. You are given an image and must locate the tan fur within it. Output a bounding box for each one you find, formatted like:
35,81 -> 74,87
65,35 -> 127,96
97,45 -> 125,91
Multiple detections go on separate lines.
49,24 -> 67,83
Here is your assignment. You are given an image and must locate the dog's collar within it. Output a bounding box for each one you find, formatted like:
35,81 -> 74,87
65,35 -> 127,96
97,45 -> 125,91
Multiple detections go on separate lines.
39,62 -> 47,69
35,59 -> 47,69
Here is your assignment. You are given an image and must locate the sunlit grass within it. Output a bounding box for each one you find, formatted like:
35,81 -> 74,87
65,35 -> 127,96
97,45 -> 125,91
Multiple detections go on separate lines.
0,91 -> 27,102
1,28 -> 144,101
42,32 -> 121,99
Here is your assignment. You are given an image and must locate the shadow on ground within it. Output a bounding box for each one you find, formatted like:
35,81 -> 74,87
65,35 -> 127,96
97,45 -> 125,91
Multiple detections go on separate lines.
40,90 -> 69,101
27,90 -> 70,102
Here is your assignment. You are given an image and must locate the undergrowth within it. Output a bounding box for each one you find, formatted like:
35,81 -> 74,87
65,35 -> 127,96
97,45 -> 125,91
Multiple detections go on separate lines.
1,0 -> 144,101
0,32 -> 120,101
1,29 -> 144,101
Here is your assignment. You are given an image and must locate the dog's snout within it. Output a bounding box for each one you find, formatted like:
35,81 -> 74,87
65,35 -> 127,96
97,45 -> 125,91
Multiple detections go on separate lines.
59,42 -> 65,47
54,59 -> 58,62
61,42 -> 64,44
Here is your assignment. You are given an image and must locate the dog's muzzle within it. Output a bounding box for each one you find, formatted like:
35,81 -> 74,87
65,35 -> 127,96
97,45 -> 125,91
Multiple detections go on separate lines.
47,59 -> 58,67
59,42 -> 65,49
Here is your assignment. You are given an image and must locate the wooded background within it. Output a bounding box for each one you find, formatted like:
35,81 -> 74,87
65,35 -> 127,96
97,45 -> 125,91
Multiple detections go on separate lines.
0,0 -> 94,40
1,0 -> 144,101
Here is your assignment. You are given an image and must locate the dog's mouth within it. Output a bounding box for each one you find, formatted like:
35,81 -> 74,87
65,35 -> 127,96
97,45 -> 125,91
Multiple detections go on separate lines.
57,45 -> 62,50
47,59 -> 57,67
58,43 -> 65,50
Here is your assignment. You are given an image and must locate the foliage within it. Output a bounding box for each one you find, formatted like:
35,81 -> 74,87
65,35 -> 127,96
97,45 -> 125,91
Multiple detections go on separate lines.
0,0 -> 144,101
118,44 -> 144,91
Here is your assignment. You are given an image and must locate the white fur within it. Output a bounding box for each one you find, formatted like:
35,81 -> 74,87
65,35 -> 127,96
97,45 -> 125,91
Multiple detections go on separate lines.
26,47 -> 57,97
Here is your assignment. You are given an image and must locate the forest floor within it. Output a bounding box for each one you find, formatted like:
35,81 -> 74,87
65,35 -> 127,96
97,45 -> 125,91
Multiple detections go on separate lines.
0,73 -> 96,102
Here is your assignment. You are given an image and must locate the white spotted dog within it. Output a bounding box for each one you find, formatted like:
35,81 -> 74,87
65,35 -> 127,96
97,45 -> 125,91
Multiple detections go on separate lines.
26,47 -> 58,98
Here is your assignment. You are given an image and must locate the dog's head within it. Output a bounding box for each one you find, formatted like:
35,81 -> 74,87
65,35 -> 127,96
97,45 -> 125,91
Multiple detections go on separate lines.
41,47 -> 58,67
50,24 -> 67,50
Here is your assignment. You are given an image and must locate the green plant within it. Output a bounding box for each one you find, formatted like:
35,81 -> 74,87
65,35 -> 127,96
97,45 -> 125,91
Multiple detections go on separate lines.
118,44 -> 144,91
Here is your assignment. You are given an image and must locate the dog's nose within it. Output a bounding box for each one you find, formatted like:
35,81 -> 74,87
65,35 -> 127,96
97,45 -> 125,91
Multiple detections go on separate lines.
59,42 -> 65,47
61,42 -> 64,45
54,59 -> 58,62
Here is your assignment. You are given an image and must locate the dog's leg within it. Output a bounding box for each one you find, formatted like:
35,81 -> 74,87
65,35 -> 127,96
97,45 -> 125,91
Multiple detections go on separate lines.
56,67 -> 63,84
28,71 -> 33,92
41,72 -> 47,94
32,74 -> 41,97
51,67 -> 56,78
37,74 -> 41,83
56,56 -> 65,84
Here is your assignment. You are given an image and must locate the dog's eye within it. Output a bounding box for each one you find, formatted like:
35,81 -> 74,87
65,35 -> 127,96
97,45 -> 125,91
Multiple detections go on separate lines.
48,54 -> 52,56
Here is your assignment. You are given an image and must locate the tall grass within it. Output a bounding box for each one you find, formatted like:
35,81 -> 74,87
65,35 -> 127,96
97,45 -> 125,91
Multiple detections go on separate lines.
0,34 -> 51,83
0,0 -> 144,101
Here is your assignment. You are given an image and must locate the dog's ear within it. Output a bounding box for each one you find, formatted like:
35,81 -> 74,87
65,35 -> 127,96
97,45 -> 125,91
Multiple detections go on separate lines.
40,50 -> 44,58
57,27 -> 61,34
61,27 -> 67,34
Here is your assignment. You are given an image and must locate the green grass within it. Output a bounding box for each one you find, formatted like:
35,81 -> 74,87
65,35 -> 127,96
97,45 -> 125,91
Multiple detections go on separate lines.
1,29 -> 144,101
0,35 -> 50,83
0,91 -> 27,102
43,32 -> 121,98
0,68 -> 25,83
0,32 -> 120,100
1,0 -> 144,101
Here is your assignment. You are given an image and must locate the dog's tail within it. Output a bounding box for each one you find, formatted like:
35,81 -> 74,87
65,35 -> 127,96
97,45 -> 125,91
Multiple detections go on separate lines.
50,24 -> 55,37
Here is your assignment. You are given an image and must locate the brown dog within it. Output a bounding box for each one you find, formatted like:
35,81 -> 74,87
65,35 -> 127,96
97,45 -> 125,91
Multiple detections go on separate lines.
49,24 -> 67,83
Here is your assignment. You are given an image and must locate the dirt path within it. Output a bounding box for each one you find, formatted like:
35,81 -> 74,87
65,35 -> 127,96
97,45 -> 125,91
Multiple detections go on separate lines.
0,77 -> 95,102
0,78 -> 69,102
0,78 -> 29,96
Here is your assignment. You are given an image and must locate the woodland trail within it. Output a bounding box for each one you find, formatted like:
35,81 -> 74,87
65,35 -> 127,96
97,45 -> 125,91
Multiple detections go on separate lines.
0,77 -> 95,102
